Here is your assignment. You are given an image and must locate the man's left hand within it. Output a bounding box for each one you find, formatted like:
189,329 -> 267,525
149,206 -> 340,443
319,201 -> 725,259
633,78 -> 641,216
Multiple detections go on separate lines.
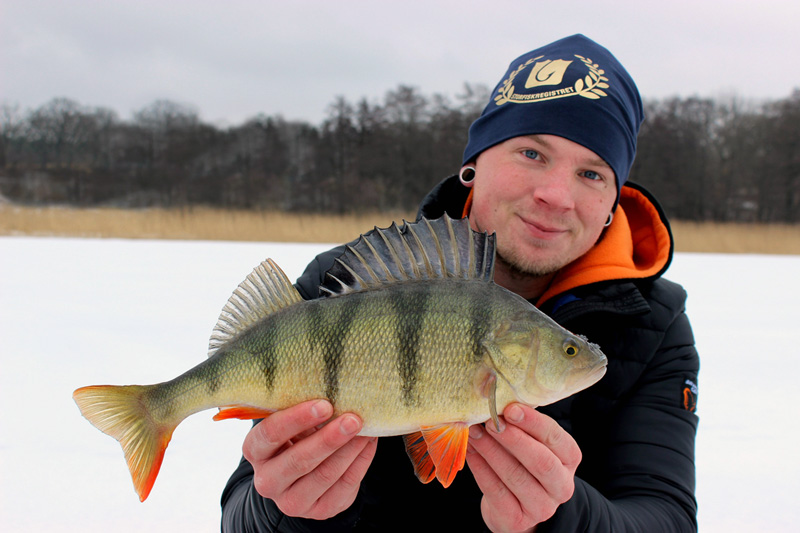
466,403 -> 581,532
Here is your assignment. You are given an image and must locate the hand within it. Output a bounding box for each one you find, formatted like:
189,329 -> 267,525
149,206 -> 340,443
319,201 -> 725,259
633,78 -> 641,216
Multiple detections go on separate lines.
242,399 -> 378,520
466,404 -> 581,532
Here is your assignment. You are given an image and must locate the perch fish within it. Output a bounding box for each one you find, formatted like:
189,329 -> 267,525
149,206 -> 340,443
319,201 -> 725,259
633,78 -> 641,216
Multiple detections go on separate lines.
73,215 -> 607,501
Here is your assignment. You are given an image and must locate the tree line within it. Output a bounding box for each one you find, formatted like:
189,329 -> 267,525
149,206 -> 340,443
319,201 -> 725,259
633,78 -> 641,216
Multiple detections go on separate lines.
1,85 -> 798,222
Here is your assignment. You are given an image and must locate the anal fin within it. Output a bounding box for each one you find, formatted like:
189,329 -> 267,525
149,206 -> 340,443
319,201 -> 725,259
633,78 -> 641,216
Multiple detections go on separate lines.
212,405 -> 274,421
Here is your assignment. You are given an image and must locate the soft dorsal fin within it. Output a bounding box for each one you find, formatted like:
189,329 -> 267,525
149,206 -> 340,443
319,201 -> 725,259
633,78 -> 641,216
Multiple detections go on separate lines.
320,215 -> 495,297
207,259 -> 302,358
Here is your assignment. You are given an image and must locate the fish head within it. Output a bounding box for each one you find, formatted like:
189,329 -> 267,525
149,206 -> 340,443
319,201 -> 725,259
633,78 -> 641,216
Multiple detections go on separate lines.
488,311 -> 608,407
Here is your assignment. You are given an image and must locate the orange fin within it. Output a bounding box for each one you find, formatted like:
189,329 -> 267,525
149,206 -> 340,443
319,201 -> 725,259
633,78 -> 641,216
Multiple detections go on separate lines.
420,423 -> 469,488
402,431 -> 437,484
73,384 -> 174,502
213,405 -> 274,421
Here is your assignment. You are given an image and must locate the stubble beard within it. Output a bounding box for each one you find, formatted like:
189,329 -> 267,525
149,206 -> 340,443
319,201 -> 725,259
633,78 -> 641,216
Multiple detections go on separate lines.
494,225 -> 608,283
495,241 -> 564,281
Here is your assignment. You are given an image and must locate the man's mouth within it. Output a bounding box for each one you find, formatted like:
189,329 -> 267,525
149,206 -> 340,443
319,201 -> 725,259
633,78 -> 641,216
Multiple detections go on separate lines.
520,217 -> 568,240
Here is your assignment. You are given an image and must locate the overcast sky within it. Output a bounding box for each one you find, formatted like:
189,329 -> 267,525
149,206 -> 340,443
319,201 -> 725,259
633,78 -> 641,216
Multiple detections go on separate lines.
2,0 -> 798,126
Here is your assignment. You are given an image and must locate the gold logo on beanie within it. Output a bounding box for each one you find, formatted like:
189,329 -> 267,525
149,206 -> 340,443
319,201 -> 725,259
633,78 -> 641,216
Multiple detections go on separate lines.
495,55 -> 609,105
525,59 -> 573,88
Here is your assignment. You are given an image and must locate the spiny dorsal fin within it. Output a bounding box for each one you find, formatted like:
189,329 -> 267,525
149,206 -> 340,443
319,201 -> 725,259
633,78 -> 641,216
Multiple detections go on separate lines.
208,259 -> 302,358
320,215 -> 495,297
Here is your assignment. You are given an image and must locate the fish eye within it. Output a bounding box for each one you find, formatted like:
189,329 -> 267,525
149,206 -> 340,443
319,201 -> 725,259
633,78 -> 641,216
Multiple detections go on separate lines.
563,341 -> 579,357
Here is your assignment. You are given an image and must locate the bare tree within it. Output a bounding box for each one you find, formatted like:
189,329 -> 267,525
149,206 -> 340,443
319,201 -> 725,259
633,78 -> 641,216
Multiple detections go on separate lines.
1,88 -> 798,221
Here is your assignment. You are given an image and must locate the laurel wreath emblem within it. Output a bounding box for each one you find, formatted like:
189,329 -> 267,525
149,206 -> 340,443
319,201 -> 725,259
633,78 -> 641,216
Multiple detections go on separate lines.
573,55 -> 610,99
494,54 -> 610,105
493,57 -> 538,105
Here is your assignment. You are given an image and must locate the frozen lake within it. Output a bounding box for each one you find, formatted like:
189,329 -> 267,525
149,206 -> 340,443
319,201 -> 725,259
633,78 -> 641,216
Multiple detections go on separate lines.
1,236 -> 798,531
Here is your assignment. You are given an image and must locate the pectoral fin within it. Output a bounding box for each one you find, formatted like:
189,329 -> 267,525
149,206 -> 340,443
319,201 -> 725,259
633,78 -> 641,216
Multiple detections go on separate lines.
487,373 -> 500,432
475,363 -> 501,432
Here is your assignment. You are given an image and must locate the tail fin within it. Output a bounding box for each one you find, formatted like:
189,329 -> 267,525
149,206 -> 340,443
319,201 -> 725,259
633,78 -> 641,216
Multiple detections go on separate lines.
73,384 -> 175,502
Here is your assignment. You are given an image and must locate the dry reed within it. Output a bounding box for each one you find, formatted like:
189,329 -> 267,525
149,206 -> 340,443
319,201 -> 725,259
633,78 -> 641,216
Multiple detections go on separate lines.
1,204 -> 798,254
670,221 -> 800,255
0,205 -> 415,244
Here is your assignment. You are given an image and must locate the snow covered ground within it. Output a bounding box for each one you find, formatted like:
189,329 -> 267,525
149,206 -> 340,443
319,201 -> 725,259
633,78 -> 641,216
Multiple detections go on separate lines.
1,236 -> 798,532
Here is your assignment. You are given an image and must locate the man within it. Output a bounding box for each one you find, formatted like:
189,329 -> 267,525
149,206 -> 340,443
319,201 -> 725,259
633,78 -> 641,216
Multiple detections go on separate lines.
221,34 -> 699,531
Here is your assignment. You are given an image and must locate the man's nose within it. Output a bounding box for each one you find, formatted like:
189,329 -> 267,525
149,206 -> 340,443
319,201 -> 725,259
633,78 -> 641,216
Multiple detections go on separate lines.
532,167 -> 575,210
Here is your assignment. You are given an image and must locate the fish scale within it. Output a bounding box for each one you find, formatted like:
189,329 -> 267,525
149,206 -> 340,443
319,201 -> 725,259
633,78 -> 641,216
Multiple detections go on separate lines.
73,215 -> 608,501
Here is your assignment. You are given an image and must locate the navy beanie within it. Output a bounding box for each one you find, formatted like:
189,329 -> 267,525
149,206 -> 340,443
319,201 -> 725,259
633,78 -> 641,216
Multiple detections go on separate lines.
463,34 -> 644,206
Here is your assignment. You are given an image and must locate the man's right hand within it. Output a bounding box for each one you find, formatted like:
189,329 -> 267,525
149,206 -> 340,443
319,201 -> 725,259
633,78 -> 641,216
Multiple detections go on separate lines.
242,399 -> 378,520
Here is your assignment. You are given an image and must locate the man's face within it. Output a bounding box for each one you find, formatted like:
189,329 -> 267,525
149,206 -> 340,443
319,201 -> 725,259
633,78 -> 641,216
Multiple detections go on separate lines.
468,134 -> 617,278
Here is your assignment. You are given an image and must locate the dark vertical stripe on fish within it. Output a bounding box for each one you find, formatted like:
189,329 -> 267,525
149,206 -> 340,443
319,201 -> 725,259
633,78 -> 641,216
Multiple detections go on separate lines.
324,296 -> 361,405
468,284 -> 492,361
392,285 -> 429,407
204,356 -> 221,395
226,322 -> 280,394
201,344 -> 240,396
306,300 -> 323,362
258,333 -> 278,392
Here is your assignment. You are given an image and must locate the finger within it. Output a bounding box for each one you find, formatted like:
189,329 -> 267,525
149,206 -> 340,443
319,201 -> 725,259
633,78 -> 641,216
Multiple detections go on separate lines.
471,422 -> 543,500
258,413 -> 364,497
284,420 -> 370,502
295,435 -> 379,520
466,426 -> 506,496
483,412 -> 576,504
467,425 -> 535,529
243,400 -> 333,464
503,404 -> 582,470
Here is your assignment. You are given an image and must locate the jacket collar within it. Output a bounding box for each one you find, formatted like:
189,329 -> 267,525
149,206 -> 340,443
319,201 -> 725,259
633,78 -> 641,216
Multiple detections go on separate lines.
535,182 -> 673,307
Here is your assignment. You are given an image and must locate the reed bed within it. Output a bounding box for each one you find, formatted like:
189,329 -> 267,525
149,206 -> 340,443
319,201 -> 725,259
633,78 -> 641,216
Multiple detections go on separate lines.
670,221 -> 800,255
0,205 -> 415,244
1,204 -> 798,254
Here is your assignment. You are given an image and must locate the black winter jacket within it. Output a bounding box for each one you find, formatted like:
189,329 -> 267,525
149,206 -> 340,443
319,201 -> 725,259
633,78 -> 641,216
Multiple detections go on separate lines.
220,177 -> 699,532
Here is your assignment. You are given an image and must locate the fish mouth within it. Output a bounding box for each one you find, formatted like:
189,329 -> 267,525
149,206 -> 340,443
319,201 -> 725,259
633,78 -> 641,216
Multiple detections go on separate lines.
570,361 -> 608,392
527,359 -> 608,407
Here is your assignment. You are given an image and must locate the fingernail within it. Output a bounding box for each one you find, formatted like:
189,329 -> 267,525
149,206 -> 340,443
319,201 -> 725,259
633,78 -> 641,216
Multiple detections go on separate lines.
488,418 -> 506,433
310,400 -> 332,419
339,414 -> 361,435
506,404 -> 524,423
469,424 -> 484,440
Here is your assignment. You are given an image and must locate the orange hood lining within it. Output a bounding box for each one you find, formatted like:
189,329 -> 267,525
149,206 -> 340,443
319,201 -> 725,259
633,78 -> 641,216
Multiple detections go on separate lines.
461,186 -> 672,307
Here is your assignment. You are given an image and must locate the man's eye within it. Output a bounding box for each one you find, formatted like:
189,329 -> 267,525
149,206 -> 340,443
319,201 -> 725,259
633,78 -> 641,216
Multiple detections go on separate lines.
523,149 -> 540,160
583,170 -> 601,181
